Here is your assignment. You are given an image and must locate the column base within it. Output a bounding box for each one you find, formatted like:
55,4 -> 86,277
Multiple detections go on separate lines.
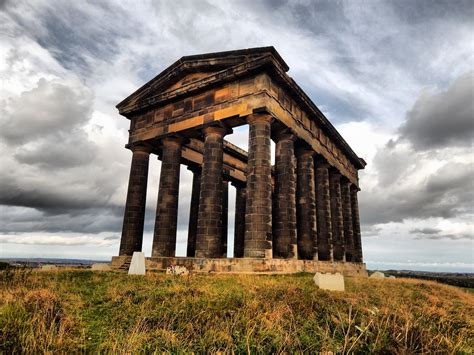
111,256 -> 367,276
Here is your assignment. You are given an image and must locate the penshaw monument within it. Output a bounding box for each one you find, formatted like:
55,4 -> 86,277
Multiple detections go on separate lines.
112,47 -> 367,275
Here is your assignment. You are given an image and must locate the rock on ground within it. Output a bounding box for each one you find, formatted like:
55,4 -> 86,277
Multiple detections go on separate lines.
369,271 -> 385,279
313,272 -> 345,291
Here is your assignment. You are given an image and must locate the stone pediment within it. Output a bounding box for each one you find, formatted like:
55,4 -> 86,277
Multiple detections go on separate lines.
116,47 -> 288,115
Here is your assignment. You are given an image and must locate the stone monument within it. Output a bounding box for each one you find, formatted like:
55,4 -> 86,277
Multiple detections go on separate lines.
112,47 -> 367,276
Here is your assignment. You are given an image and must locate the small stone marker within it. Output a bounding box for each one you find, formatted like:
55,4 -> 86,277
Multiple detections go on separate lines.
41,265 -> 57,270
388,275 -> 396,279
91,263 -> 111,271
369,271 -> 385,279
128,252 -> 146,275
313,272 -> 345,291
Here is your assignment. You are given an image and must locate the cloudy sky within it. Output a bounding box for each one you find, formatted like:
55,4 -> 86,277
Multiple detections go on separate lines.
1,0 -> 473,272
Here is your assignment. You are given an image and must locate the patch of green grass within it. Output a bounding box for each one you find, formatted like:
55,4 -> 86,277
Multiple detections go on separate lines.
1,269 -> 473,353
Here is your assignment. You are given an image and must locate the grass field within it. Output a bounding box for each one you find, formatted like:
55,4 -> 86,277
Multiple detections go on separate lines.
1,268 -> 473,353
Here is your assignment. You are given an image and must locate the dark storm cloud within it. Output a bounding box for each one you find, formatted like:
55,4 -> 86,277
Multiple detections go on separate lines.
361,161 -> 473,225
0,205 -> 124,234
399,72 -> 474,150
0,78 -> 93,145
410,228 -> 442,235
3,1 -> 130,75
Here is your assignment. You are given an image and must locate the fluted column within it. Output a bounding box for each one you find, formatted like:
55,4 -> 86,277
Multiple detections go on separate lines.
233,182 -> 246,258
315,159 -> 333,261
273,130 -> 297,259
221,179 -> 229,257
351,186 -> 363,262
296,148 -> 318,260
119,144 -> 151,256
329,170 -> 345,261
195,126 -> 229,258
186,166 -> 201,257
152,137 -> 184,257
244,114 -> 273,258
341,179 -> 355,261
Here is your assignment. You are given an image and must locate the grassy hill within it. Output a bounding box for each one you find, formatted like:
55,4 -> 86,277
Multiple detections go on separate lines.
1,268 -> 473,353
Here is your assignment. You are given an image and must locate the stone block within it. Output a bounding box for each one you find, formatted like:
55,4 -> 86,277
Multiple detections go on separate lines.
369,271 -> 385,279
128,252 -> 146,275
313,272 -> 345,291
91,263 -> 111,271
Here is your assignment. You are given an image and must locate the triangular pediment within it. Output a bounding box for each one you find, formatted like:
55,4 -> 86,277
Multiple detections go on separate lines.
116,47 -> 288,114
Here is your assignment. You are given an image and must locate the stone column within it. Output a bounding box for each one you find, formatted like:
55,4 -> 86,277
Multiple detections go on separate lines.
341,179 -> 355,262
351,186 -> 363,262
195,126 -> 229,258
244,114 -> 273,258
186,166 -> 201,257
315,158 -> 333,261
232,182 -> 246,258
119,145 -> 151,256
296,148 -> 318,260
221,179 -> 229,257
329,170 -> 345,261
152,136 -> 184,257
273,130 -> 297,259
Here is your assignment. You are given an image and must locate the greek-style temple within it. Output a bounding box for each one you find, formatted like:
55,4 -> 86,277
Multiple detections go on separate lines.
112,47 -> 367,275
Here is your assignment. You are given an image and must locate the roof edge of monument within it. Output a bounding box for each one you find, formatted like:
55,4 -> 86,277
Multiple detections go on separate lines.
116,46 -> 288,111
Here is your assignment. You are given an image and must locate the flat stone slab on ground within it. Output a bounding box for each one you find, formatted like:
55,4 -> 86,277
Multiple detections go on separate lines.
313,272 -> 345,291
128,252 -> 146,275
91,263 -> 111,271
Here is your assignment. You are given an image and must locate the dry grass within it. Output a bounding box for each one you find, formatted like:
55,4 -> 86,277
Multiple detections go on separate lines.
0,269 -> 473,353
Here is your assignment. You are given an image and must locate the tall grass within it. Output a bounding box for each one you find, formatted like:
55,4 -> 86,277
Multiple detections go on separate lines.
1,269 -> 473,353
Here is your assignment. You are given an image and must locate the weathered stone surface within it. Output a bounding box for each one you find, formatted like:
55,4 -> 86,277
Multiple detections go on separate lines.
221,179 -> 229,257
128,251 -> 146,275
329,170 -> 345,261
195,127 -> 229,258
152,136 -> 184,257
315,159 -> 333,261
313,272 -> 345,291
166,265 -> 190,276
186,166 -> 201,257
91,263 -> 111,271
341,179 -> 355,262
143,256 -> 368,276
233,182 -> 246,258
369,271 -> 385,279
273,130 -> 297,259
244,114 -> 273,258
351,186 -> 363,263
119,145 -> 151,256
296,148 -> 318,260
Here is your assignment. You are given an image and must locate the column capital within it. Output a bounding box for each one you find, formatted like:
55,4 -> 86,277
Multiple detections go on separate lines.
295,147 -> 315,158
329,169 -> 342,181
161,135 -> 187,147
247,113 -> 273,125
127,143 -> 153,154
202,126 -> 231,138
314,156 -> 331,169
273,128 -> 296,143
